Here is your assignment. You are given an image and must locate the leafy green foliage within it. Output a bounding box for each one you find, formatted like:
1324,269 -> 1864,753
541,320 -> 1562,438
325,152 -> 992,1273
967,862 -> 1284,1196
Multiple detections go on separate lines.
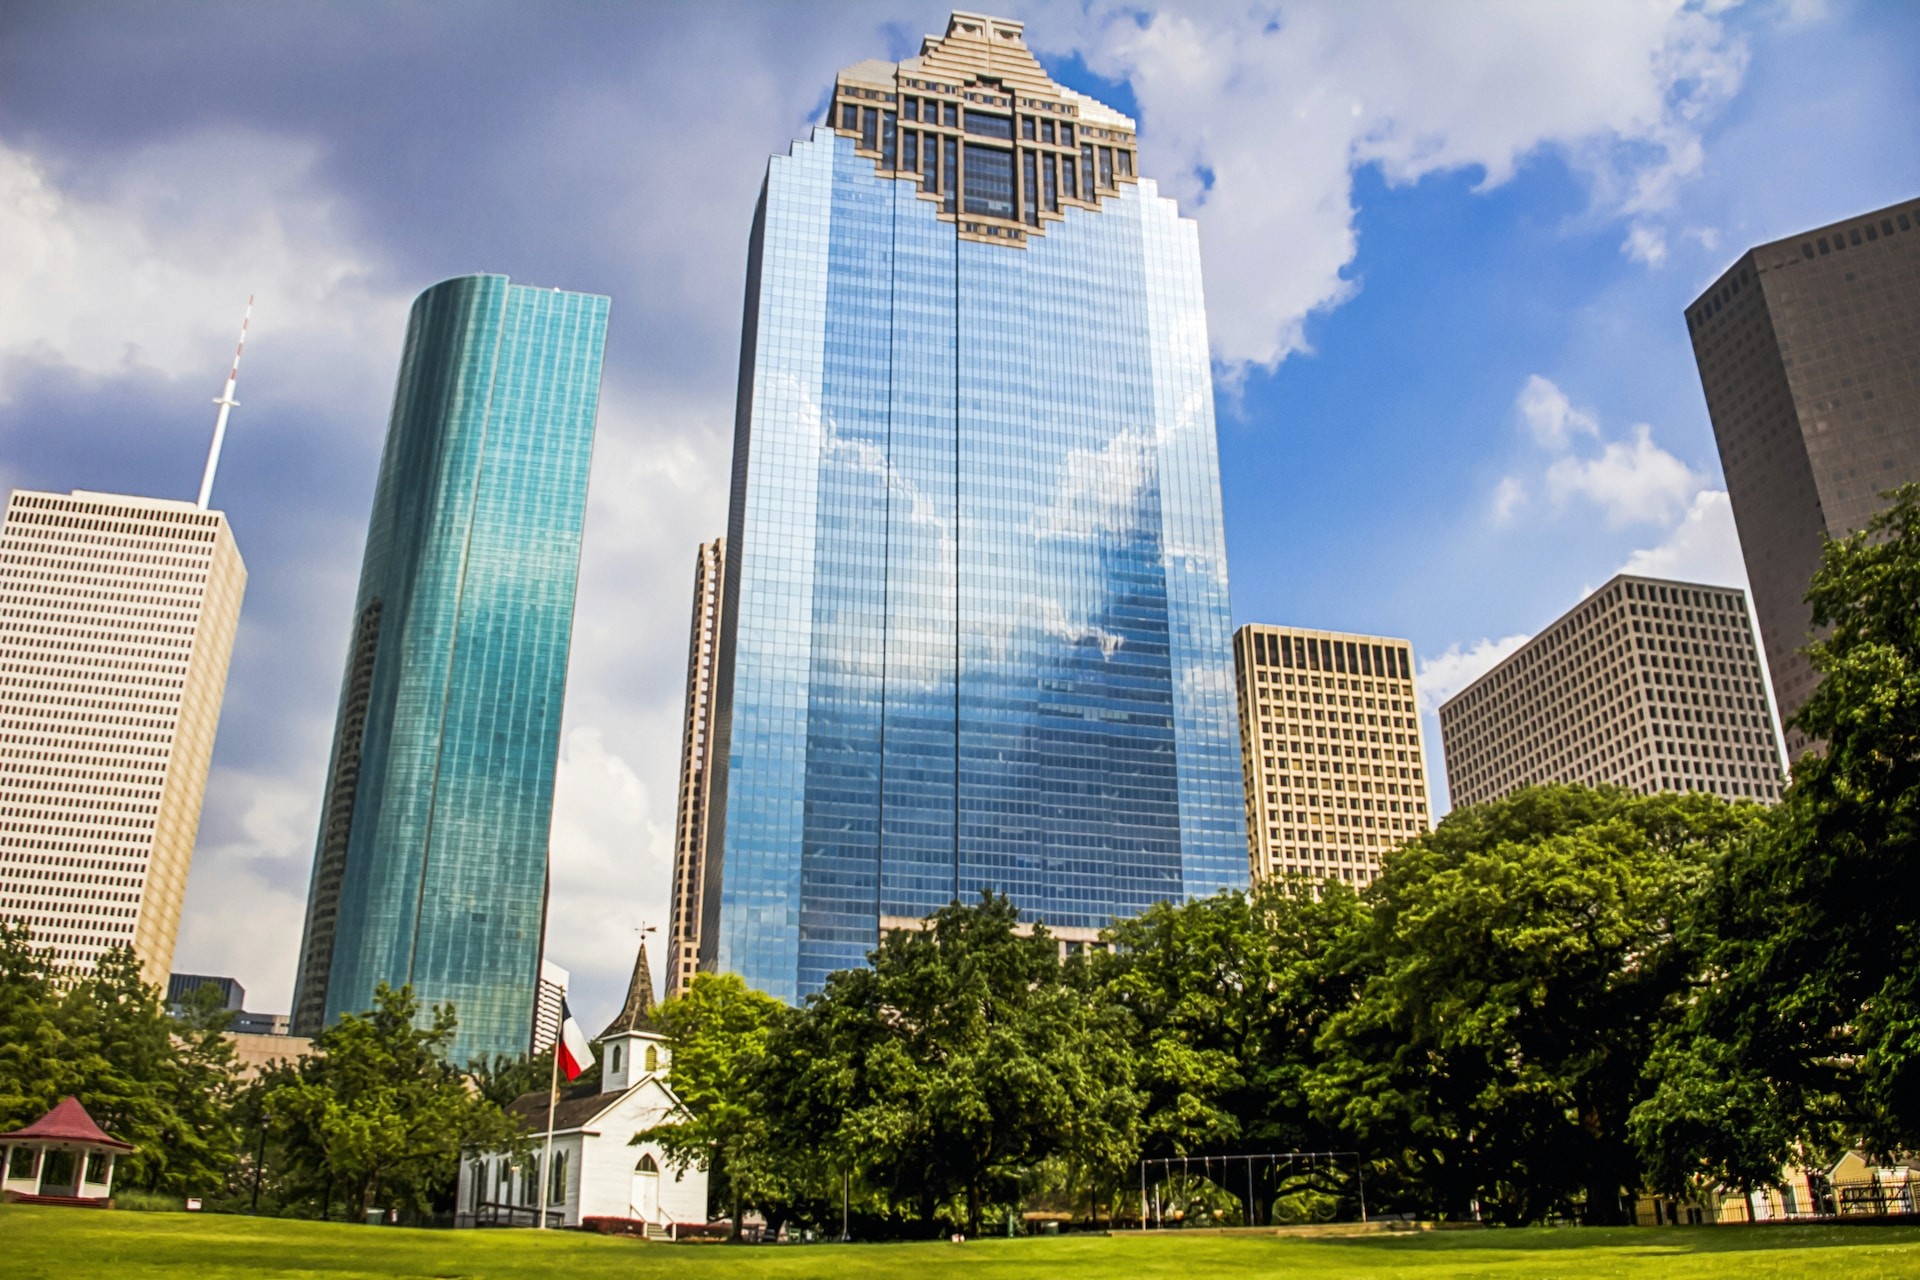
1098,879 -> 1363,1220
0,930 -> 238,1193
1636,484 -> 1920,1187
259,983 -> 523,1217
1312,786 -> 1764,1224
640,972 -> 787,1234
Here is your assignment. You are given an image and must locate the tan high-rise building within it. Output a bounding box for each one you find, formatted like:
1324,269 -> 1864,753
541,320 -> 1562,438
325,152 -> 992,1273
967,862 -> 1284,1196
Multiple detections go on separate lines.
1232,625 -> 1433,888
1686,198 -> 1920,760
1439,574 -> 1784,810
665,537 -> 725,998
0,489 -> 246,986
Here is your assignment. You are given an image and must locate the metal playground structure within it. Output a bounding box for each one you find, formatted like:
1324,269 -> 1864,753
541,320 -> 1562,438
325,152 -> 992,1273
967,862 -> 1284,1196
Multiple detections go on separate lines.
1137,1151 -> 1368,1229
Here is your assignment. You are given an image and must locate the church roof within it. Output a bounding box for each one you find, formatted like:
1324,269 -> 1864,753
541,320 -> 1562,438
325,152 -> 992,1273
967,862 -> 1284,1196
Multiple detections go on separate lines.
599,939 -> 659,1039
506,1081 -> 614,1135
0,1096 -> 133,1151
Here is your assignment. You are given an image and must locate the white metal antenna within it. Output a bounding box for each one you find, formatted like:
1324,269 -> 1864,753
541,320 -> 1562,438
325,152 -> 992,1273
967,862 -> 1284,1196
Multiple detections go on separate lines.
196,295 -> 253,510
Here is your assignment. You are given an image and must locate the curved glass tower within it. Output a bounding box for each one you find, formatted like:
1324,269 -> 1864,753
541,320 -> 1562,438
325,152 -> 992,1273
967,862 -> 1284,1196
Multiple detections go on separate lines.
291,274 -> 609,1062
703,13 -> 1247,1001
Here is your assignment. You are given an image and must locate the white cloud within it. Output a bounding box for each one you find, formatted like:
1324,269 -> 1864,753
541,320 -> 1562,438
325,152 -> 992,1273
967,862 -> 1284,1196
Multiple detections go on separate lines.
1546,422 -> 1704,527
172,770 -> 319,1008
0,135 -> 406,412
1517,374 -> 1600,449
1623,220 -> 1670,266
1416,633 -> 1532,714
544,725 -> 676,1023
1619,488 -> 1749,586
1504,375 -> 1704,528
542,377 -> 731,1017
1490,474 -> 1527,525
1054,0 -> 1750,368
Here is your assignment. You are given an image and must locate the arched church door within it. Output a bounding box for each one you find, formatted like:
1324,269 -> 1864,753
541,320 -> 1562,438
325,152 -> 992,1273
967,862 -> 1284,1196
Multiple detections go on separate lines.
632,1152 -> 661,1222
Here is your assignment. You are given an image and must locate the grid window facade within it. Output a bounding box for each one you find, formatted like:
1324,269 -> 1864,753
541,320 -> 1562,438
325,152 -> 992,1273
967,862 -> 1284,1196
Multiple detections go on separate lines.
1686,198 -> 1920,759
290,275 -> 609,1063
1439,574 -> 1786,809
0,489 -> 245,985
1232,626 -> 1432,888
665,538 -> 725,999
701,16 -> 1247,1003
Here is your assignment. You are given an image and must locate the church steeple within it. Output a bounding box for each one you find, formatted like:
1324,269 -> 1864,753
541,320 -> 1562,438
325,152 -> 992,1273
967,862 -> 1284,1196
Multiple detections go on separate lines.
600,938 -> 658,1039
597,938 -> 667,1095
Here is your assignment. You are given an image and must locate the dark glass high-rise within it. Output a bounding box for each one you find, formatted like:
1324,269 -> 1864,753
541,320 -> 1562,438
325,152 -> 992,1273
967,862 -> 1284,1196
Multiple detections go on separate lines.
1686,198 -> 1920,760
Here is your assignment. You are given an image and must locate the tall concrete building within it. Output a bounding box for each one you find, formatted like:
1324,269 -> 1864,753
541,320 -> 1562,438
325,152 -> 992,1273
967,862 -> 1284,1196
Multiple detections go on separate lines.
1687,197 -> 1920,758
290,275 -> 609,1063
1439,574 -> 1784,809
0,489 -> 245,986
703,13 -> 1246,1002
1232,626 -> 1432,888
664,538 -> 724,1000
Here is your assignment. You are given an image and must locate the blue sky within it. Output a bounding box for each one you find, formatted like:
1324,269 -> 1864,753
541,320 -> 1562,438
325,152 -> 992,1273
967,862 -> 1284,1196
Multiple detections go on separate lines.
2,1 -> 1915,1019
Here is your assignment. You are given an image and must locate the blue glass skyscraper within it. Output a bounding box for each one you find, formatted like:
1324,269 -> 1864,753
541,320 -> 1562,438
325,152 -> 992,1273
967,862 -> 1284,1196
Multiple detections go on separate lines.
292,274 -> 609,1062
702,14 -> 1248,1002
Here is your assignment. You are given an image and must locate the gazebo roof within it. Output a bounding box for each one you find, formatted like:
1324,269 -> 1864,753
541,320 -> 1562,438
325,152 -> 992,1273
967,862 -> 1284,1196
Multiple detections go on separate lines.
0,1096 -> 133,1152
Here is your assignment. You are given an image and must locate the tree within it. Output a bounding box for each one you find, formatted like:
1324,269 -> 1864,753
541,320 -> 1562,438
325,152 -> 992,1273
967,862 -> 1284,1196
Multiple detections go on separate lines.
0,923 -> 62,1129
1311,786 -> 1764,1224
781,892 -> 1141,1237
1098,880 -> 1366,1223
3,943 -> 242,1194
640,972 -> 786,1237
262,983 -> 521,1218
1637,484 -> 1920,1184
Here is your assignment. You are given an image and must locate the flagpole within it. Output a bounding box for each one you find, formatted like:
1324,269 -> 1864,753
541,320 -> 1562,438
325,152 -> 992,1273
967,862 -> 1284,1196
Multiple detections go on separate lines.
537,1041 -> 559,1230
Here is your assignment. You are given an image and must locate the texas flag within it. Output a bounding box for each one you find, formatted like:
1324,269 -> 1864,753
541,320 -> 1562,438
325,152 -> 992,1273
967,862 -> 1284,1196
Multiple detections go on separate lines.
557,997 -> 596,1081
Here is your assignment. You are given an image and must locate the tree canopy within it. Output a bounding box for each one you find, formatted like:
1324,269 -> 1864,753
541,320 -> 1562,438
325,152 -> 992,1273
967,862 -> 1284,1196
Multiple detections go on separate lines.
1636,483 -> 1920,1190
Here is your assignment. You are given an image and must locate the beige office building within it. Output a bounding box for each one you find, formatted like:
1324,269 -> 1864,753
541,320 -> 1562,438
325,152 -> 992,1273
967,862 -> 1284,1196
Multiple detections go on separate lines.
1233,625 -> 1433,887
1439,574 -> 1784,810
0,489 -> 245,986
665,537 -> 724,998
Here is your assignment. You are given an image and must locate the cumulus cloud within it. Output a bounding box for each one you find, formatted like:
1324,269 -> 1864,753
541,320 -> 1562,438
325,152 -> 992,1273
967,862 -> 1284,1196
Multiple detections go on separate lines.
1505,375 -> 1704,528
0,135 -> 405,412
1619,488 -> 1749,586
1416,633 -> 1533,715
1516,374 -> 1601,450
1490,475 -> 1527,525
171,770 -> 320,1007
1623,220 -> 1670,266
1546,423 -> 1704,527
1051,0 -> 1750,368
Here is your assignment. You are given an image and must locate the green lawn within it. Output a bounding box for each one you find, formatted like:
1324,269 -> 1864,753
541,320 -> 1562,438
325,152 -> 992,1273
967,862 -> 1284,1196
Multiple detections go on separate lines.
5,1204 -> 1920,1279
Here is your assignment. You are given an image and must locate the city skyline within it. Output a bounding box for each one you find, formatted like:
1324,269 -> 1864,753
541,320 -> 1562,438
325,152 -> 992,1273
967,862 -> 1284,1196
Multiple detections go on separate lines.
1,3 -> 1914,1020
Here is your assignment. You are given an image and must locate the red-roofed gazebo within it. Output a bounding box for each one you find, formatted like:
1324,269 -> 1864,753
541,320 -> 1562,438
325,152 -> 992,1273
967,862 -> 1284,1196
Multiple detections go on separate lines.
1,1097 -> 133,1206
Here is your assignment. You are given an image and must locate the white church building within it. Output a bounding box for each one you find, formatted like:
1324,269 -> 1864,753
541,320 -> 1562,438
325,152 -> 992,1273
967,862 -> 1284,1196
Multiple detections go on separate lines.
456,944 -> 708,1232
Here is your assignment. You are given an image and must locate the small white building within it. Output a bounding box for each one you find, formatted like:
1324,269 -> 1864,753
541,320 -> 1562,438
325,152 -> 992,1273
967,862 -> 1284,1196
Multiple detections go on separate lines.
457,943 -> 707,1233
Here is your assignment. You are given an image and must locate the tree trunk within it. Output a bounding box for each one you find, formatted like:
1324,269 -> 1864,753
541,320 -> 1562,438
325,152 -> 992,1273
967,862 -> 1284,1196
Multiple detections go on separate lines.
730,1186 -> 744,1242
966,1178 -> 981,1237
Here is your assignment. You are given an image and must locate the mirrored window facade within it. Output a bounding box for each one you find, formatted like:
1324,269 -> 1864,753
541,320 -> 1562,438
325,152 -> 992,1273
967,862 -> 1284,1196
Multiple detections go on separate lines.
291,274 -> 609,1062
702,15 -> 1247,1002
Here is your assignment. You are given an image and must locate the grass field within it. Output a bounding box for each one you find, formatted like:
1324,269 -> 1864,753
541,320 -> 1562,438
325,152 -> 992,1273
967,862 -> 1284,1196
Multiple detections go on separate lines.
5,1204 -> 1920,1279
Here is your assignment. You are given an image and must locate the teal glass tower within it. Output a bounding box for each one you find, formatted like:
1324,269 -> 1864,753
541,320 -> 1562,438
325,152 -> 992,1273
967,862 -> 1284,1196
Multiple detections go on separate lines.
291,274 -> 609,1062
702,14 -> 1248,1003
